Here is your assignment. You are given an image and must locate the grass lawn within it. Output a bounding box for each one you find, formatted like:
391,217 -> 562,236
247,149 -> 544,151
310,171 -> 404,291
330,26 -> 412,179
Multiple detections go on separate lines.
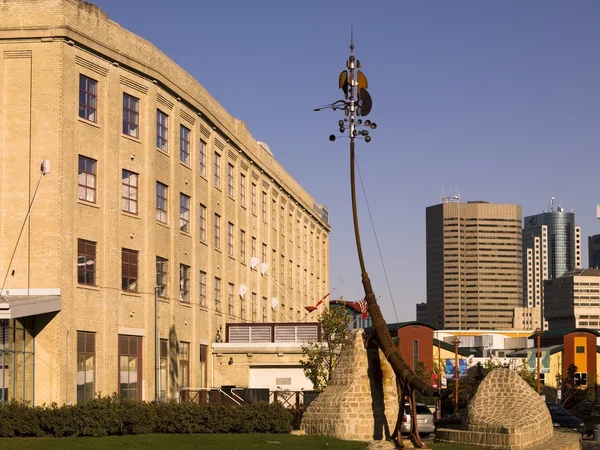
0,434 -> 369,450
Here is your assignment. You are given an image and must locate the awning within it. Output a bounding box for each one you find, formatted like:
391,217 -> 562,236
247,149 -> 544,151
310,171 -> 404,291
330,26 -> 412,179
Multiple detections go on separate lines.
0,295 -> 61,319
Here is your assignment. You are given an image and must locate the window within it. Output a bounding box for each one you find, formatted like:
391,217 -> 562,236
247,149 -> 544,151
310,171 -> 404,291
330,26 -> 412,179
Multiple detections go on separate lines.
156,110 -> 168,151
79,75 -> 97,122
227,163 -> 234,197
122,93 -> 139,138
199,140 -> 207,177
199,271 -> 207,307
179,193 -> 190,233
576,346 -> 585,354
413,340 -> 419,370
156,257 -> 168,298
156,182 -> 168,224
199,344 -> 208,388
119,335 -> 141,401
76,331 -> 95,404
240,230 -> 246,262
252,292 -> 257,322
296,264 -> 300,292
261,191 -> 267,221
262,243 -> 267,263
199,204 -> 207,242
272,199 -> 277,229
180,264 -> 190,302
121,169 -> 138,214
160,339 -> 168,399
240,292 -> 246,320
180,125 -> 190,165
575,372 -> 588,387
179,342 -> 189,389
214,277 -> 221,312
228,282 -> 235,316
121,248 -> 138,292
251,183 -> 257,214
240,173 -> 246,206
272,250 -> 277,281
280,207 -> 285,236
214,214 -> 221,249
78,155 -> 97,203
262,296 -> 268,322
227,222 -> 234,257
214,152 -> 221,187
251,237 -> 257,257
280,255 -> 285,285
77,239 -> 96,285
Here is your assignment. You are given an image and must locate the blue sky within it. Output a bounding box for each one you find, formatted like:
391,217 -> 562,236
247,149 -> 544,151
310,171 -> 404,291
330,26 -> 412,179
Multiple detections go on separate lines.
92,0 -> 600,322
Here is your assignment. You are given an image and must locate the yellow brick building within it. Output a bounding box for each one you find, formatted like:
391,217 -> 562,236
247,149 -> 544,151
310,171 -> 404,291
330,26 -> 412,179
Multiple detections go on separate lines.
0,0 -> 330,405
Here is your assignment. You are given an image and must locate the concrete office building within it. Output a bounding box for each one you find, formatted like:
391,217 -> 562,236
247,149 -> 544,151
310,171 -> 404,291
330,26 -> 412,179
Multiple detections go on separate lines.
426,199 -> 522,330
544,269 -> 600,330
522,200 -> 581,330
0,0 -> 330,405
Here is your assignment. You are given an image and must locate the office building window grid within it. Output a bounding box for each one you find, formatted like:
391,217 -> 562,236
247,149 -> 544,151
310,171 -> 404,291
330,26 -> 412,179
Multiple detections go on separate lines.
79,74 -> 97,122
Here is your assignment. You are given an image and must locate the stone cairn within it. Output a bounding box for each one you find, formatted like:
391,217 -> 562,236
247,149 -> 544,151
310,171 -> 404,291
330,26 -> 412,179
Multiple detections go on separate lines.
301,328 -> 399,443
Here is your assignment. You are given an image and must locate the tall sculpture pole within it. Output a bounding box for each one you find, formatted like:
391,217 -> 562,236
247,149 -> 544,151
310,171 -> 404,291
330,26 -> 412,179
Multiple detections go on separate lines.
314,30 -> 438,400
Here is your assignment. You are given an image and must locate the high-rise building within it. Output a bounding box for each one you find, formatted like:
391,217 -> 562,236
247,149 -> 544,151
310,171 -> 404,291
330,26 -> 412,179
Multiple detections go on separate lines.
426,200 -> 522,330
416,302 -> 427,323
522,199 -> 581,329
589,235 -> 600,269
0,0 -> 330,405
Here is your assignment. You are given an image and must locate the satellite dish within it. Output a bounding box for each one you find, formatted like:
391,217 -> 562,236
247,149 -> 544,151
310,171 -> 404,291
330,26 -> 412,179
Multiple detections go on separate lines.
249,257 -> 259,269
271,297 -> 279,310
260,262 -> 269,275
239,284 -> 248,297
357,88 -> 372,116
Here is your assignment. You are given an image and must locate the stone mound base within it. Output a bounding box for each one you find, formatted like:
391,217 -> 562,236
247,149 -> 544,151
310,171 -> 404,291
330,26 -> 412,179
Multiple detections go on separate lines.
435,428 -> 580,450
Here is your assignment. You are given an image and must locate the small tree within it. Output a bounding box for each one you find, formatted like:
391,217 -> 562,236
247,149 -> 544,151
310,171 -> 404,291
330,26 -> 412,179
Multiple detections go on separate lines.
300,307 -> 351,391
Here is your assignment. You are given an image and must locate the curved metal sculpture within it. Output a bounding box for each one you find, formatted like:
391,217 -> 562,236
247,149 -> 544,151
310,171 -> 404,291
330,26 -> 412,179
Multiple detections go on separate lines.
315,32 -> 438,446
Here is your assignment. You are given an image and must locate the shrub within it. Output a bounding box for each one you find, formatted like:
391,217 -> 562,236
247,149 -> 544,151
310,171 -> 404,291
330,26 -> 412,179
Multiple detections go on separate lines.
0,396 -> 292,438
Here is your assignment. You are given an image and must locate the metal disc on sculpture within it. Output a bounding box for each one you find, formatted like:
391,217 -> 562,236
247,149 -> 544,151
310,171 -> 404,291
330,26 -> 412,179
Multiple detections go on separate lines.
357,70 -> 368,90
357,88 -> 372,116
339,70 -> 348,98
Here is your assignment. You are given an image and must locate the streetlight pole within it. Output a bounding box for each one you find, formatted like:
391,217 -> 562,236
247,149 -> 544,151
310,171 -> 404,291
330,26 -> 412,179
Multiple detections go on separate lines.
453,336 -> 460,414
535,327 -> 542,395
155,286 -> 161,402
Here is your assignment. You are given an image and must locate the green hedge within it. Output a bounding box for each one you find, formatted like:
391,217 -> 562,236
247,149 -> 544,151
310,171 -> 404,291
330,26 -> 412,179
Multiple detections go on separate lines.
0,395 -> 293,438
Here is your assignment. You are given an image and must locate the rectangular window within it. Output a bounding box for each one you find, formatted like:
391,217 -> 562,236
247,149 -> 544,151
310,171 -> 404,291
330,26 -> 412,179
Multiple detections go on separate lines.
262,243 -> 267,263
79,75 -> 97,122
121,169 -> 138,214
280,255 -> 285,286
227,222 -> 234,257
261,191 -> 267,221
296,264 -> 300,292
214,277 -> 221,312
240,172 -> 246,206
251,237 -> 257,258
199,344 -> 208,389
76,331 -> 95,404
156,182 -> 168,224
121,248 -> 138,292
272,250 -> 277,281
228,282 -> 235,316
122,93 -> 139,138
288,259 -> 293,287
413,340 -> 419,370
251,183 -> 257,214
180,125 -> 190,165
119,334 -> 141,401
156,110 -> 168,151
179,342 -> 190,389
240,292 -> 246,320
179,264 -> 190,302
576,346 -> 585,354
227,163 -> 234,197
77,239 -> 96,285
252,292 -> 257,322
240,229 -> 246,262
160,339 -> 168,399
179,193 -> 190,233
262,296 -> 268,322
199,139 -> 207,177
78,155 -> 97,203
280,207 -> 285,236
199,270 -> 207,307
214,214 -> 221,249
214,152 -> 221,187
199,204 -> 207,242
156,256 -> 168,298
272,199 -> 277,230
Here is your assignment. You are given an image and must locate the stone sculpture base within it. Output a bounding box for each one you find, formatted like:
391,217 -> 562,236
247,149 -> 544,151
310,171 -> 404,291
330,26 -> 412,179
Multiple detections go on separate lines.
301,329 -> 399,442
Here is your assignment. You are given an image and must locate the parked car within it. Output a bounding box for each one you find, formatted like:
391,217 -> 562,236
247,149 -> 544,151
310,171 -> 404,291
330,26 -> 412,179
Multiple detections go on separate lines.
568,403 -> 600,436
401,403 -> 435,436
546,402 -> 585,435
